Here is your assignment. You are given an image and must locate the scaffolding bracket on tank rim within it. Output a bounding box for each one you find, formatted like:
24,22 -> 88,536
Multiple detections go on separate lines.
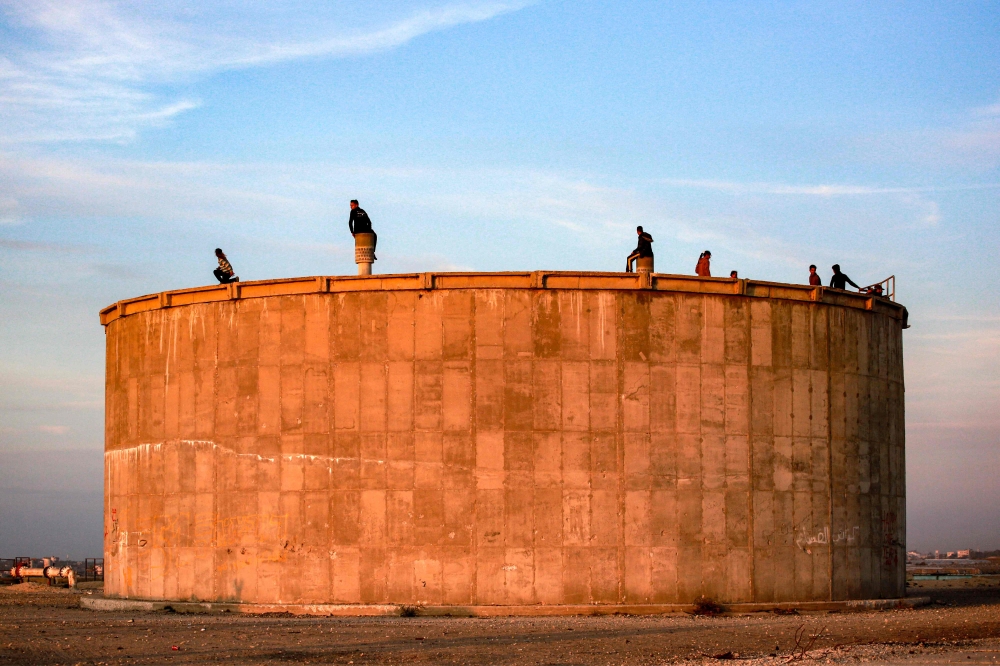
99,271 -> 910,328
858,275 -> 896,302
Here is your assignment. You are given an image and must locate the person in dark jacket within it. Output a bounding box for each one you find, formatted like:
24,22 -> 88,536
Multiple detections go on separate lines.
348,200 -> 377,260
829,264 -> 861,290
626,226 -> 654,272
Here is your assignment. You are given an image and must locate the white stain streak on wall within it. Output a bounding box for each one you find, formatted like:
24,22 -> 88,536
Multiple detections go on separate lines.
106,440 -> 388,470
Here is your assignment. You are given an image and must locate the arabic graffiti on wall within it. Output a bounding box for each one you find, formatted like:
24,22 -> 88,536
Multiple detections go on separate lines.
795,525 -> 861,554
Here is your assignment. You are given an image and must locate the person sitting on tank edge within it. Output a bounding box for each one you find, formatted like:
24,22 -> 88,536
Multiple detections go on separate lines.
865,283 -> 884,297
829,264 -> 861,291
625,226 -> 654,272
349,199 -> 377,261
213,248 -> 239,284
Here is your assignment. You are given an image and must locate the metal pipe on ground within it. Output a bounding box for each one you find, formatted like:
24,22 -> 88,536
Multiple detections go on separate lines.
10,564 -> 76,587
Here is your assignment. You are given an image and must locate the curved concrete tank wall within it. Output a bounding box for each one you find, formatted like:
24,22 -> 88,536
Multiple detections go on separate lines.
100,272 -> 908,608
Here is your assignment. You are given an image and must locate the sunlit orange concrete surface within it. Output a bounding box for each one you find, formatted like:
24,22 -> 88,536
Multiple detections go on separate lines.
100,272 -> 908,610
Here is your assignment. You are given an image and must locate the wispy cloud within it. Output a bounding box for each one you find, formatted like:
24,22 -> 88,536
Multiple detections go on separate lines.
0,1 -> 531,142
0,238 -> 90,252
909,421 -> 1000,430
0,400 -> 102,412
972,100 -> 1000,118
849,101 -> 1000,170
0,372 -> 103,395
0,151 -> 970,278
909,329 -> 1000,343
660,178 -> 1000,196
0,195 -> 17,224
919,314 -> 1000,323
904,321 -> 1000,440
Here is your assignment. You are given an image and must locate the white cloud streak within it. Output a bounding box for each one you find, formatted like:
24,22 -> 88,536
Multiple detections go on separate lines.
0,151 -> 975,275
849,101 -> 1000,170
972,100 -> 1000,118
0,238 -> 91,252
660,178 -> 1000,196
0,1 -> 531,142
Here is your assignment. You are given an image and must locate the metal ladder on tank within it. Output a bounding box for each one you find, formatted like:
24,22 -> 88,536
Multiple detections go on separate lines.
858,275 -> 895,301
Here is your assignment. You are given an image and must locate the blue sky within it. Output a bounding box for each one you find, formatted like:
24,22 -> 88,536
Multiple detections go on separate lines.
1,0 -> 998,557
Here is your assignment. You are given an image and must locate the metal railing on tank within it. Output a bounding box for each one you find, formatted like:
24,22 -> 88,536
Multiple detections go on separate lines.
83,558 -> 104,582
859,275 -> 895,302
0,559 -> 14,584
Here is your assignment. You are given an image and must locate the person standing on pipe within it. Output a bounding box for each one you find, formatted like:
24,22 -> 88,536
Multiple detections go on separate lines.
349,199 -> 377,261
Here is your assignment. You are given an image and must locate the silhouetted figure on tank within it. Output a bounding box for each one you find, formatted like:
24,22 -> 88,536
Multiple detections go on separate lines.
809,264 -> 821,286
349,199 -> 377,261
865,283 -> 885,297
625,226 -> 654,273
695,250 -> 711,277
829,264 -> 860,291
213,248 -> 239,284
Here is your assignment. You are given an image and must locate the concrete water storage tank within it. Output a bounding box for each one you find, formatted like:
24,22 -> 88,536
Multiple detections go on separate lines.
99,271 -> 908,612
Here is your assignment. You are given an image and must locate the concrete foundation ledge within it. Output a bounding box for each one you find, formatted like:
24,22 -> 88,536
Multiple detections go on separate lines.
81,598 -> 169,612
81,597 -> 930,616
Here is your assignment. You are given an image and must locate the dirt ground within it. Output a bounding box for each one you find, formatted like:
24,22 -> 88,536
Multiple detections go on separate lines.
1,584 -> 998,665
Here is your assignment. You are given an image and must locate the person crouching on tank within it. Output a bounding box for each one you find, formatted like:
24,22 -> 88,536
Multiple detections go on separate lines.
349,199 -> 377,261
626,226 -> 653,272
213,248 -> 239,284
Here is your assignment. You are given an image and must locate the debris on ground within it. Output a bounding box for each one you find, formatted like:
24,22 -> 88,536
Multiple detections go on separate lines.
0,585 -> 996,665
